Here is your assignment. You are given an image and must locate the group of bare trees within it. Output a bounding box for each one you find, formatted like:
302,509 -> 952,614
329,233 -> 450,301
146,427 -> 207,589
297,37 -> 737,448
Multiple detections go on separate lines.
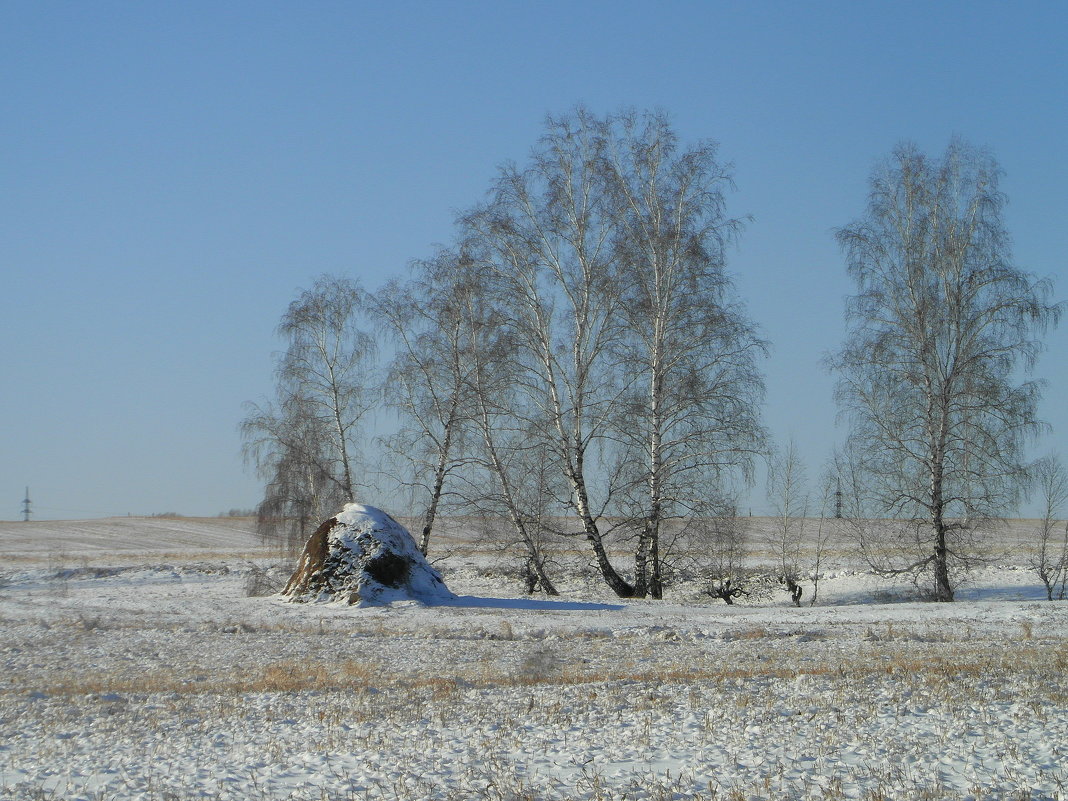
242,109 -> 765,598
243,111 -> 1062,602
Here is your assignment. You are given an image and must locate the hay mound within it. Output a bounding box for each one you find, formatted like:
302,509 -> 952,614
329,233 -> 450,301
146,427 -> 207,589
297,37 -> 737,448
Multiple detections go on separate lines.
281,504 -> 455,606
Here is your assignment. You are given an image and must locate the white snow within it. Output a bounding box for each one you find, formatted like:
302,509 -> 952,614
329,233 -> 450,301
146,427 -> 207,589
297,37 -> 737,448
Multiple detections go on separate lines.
1,516 -> 1066,800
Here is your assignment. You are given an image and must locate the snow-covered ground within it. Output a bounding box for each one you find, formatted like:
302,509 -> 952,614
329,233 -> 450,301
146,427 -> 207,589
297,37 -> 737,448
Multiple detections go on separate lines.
1,516 -> 1066,800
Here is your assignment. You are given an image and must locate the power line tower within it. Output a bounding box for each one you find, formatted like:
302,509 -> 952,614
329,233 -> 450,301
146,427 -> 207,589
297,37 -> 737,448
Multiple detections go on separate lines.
834,478 -> 843,519
21,487 -> 31,522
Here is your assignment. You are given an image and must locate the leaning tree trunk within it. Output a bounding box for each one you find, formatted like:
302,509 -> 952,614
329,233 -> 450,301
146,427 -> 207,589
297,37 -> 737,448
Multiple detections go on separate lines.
473,388 -> 560,596
569,457 -> 635,598
526,552 -> 559,596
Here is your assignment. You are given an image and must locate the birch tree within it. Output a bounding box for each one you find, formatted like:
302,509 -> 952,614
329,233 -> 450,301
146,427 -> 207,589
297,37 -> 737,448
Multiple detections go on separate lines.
243,275 -> 374,549
766,439 -> 808,606
462,109 -> 635,597
241,390 -> 343,552
460,108 -> 765,598
605,110 -> 766,597
373,249 -> 477,555
1029,454 -> 1068,600
277,275 -> 375,503
831,140 -> 1060,601
701,507 -> 751,605
453,258 -> 562,595
808,465 -> 839,606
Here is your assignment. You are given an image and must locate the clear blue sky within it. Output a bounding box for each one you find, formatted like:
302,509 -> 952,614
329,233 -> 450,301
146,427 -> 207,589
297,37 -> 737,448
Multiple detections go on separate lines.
3,1 -> 1066,519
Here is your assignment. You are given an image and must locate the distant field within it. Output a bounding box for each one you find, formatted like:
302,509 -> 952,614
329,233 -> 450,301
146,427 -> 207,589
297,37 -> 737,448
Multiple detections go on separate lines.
0,516 -> 265,559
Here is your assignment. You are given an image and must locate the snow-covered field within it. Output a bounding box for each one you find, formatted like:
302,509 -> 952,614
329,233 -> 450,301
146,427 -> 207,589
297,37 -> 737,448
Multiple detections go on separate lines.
1,516 -> 1066,800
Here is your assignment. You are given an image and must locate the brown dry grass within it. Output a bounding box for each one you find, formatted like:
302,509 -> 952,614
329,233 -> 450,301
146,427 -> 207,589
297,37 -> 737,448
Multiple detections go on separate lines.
14,639 -> 1066,700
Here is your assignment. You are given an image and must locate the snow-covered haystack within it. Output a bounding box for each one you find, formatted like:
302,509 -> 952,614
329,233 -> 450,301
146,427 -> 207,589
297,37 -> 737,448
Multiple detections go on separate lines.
281,503 -> 455,606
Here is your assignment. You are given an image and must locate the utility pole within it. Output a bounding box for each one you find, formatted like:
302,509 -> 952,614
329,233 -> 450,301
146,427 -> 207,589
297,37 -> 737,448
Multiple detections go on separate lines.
21,487 -> 31,522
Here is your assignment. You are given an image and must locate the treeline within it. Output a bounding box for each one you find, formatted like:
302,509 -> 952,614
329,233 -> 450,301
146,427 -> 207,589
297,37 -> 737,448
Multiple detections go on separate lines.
242,108 -> 1064,603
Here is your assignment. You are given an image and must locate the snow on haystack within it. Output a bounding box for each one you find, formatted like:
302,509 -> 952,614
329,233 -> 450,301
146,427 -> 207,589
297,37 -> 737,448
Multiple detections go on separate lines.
281,503 -> 455,606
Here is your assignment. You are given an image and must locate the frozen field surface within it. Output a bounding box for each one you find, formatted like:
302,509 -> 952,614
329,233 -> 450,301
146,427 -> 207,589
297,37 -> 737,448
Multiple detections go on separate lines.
1,518 -> 1067,800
